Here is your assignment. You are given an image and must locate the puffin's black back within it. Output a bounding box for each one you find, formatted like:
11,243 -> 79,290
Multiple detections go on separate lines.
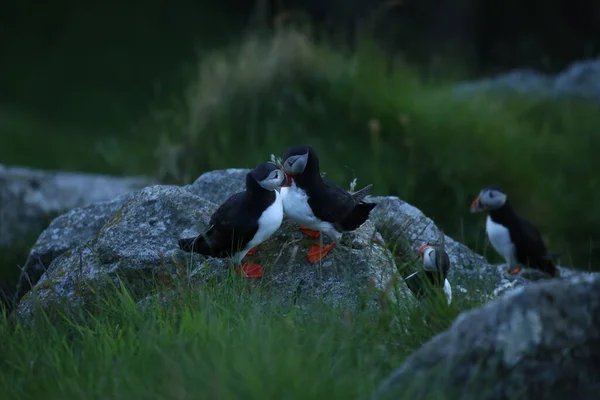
488,203 -> 559,277
179,166 -> 277,257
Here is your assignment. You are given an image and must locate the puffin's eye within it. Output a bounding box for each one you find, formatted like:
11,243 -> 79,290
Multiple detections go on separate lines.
489,192 -> 494,198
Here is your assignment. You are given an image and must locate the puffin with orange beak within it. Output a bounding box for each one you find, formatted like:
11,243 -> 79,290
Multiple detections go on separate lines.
470,186 -> 559,278
405,244 -> 453,305
279,145 -> 377,263
178,162 -> 285,279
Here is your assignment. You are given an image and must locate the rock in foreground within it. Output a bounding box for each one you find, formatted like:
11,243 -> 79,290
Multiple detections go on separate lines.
373,274 -> 600,400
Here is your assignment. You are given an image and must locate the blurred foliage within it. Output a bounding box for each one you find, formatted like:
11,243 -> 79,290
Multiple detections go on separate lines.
258,0 -> 600,74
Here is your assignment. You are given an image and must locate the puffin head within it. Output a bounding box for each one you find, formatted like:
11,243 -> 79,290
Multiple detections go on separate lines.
280,145 -> 317,186
470,186 -> 507,213
250,162 -> 285,191
417,244 -> 439,272
416,243 -> 453,304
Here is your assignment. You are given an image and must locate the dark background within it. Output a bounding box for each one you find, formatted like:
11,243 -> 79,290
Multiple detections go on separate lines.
2,0 -> 600,128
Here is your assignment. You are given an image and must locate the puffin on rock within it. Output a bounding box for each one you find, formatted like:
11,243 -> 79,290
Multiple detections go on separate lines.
470,186 -> 559,278
279,145 -> 377,263
178,162 -> 285,278
405,244 -> 453,305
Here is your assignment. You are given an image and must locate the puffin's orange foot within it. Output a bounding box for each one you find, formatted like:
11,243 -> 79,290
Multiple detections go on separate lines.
307,242 -> 336,263
246,246 -> 259,256
300,225 -> 321,238
507,266 -> 523,275
235,263 -> 264,278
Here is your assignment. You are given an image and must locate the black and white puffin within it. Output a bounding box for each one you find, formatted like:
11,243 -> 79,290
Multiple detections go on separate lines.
279,145 -> 377,263
178,162 -> 285,278
470,186 -> 559,278
405,244 -> 453,305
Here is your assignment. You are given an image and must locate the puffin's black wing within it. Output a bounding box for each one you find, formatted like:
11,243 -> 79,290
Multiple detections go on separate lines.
439,250 -> 451,279
513,216 -> 558,275
180,192 -> 259,257
208,192 -> 260,255
426,249 -> 450,286
514,216 -> 549,255
208,192 -> 246,227
306,178 -> 356,223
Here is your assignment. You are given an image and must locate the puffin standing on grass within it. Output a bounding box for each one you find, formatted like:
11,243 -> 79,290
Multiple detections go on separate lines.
470,186 -> 560,278
279,145 -> 377,263
178,162 -> 285,278
405,244 -> 453,305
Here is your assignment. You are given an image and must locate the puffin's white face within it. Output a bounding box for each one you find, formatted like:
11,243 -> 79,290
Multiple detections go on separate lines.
282,149 -> 309,176
257,168 -> 285,191
470,187 -> 507,212
252,162 -> 285,191
417,245 -> 438,272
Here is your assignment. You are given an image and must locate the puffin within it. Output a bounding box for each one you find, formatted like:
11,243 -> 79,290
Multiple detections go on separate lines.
279,145 -> 377,263
405,244 -> 453,305
178,162 -> 285,278
470,186 -> 559,278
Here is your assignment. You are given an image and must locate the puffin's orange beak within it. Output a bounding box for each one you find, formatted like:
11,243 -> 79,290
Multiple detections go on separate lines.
470,195 -> 482,213
417,244 -> 429,257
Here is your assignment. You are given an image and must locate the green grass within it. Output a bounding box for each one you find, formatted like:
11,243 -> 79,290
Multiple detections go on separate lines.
0,269 -> 483,399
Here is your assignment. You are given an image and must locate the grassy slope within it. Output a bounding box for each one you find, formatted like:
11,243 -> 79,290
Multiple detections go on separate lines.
0,272 -> 481,399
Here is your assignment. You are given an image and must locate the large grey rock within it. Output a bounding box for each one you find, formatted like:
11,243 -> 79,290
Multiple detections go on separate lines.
185,168 -> 248,204
10,168 -> 249,312
14,168 -> 254,309
0,164 -> 154,248
16,183 -> 407,321
11,192 -> 136,308
16,185 -> 220,320
455,58 -> 600,103
139,215 -> 405,314
373,274 -> 600,400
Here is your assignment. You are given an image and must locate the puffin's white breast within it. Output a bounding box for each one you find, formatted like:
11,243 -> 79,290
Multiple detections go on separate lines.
443,278 -> 452,305
250,190 -> 284,246
486,215 -> 516,265
281,182 -> 319,228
